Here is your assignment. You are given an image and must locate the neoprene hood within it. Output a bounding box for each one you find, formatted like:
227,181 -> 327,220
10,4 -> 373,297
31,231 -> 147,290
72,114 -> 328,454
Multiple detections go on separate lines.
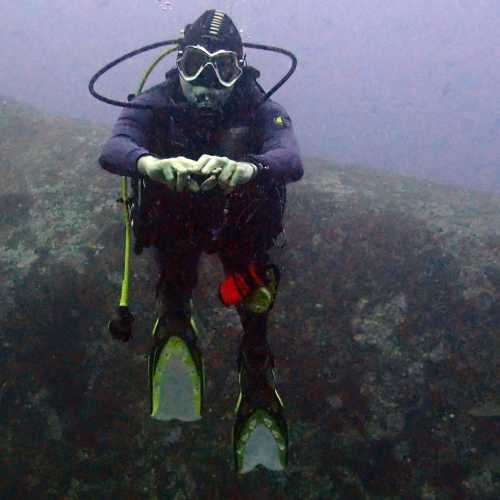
180,10 -> 243,57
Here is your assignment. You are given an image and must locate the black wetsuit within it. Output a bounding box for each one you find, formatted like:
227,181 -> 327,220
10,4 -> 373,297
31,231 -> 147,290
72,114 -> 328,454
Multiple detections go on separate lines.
99,67 -> 303,297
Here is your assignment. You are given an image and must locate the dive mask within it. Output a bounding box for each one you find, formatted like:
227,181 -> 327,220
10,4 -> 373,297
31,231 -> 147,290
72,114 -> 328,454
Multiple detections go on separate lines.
177,45 -> 245,88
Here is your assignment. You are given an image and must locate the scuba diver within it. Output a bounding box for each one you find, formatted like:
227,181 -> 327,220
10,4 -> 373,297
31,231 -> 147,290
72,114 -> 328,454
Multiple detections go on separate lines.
97,9 -> 303,473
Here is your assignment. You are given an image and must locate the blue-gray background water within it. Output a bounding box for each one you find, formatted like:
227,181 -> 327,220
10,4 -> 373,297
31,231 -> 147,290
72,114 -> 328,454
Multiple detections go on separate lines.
1,1 -> 499,499
1,0 -> 499,193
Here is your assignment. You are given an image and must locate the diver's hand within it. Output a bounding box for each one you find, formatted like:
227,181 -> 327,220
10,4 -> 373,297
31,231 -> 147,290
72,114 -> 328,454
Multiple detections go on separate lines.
197,154 -> 258,193
137,155 -> 201,192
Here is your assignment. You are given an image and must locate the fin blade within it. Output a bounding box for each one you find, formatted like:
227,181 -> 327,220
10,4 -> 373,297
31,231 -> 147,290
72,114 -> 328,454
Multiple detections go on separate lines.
150,336 -> 202,422
235,409 -> 288,473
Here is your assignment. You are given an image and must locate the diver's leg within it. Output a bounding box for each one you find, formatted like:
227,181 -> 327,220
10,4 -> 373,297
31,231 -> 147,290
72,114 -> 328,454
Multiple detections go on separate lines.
153,246 -> 200,334
231,262 -> 288,474
219,212 -> 288,473
149,245 -> 205,422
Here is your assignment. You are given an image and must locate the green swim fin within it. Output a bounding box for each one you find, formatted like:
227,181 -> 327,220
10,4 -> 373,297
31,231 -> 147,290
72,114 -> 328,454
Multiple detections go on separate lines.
148,312 -> 205,422
233,351 -> 288,473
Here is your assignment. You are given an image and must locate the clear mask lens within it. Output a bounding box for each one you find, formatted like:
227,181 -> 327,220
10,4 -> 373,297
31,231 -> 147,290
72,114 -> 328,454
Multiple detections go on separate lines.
178,46 -> 243,87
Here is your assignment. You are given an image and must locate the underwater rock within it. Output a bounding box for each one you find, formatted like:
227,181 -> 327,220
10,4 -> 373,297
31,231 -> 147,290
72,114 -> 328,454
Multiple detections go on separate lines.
0,97 -> 498,498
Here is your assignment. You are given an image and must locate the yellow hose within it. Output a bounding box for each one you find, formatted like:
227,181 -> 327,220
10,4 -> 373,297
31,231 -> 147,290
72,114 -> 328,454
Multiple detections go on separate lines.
118,45 -> 178,308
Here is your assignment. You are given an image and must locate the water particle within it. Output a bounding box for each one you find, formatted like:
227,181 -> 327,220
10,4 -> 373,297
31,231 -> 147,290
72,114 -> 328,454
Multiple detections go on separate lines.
158,0 -> 173,11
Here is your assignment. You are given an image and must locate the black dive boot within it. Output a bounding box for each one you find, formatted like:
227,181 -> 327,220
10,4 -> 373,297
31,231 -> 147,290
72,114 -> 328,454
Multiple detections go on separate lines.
233,329 -> 288,473
148,288 -> 205,422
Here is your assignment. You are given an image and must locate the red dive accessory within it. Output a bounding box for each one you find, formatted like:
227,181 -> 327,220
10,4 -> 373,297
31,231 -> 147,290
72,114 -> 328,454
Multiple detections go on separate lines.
219,263 -> 279,313
219,263 -> 265,306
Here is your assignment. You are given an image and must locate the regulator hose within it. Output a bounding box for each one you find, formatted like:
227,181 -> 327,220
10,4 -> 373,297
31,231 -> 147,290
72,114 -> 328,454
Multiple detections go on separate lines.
88,40 -> 297,110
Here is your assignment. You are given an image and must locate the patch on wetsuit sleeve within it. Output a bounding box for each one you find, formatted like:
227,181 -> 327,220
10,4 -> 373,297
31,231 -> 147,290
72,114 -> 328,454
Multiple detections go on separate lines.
272,114 -> 291,128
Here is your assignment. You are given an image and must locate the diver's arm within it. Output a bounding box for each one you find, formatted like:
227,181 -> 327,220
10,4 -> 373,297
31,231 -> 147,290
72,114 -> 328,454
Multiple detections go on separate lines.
98,94 -> 156,178
242,100 -> 304,185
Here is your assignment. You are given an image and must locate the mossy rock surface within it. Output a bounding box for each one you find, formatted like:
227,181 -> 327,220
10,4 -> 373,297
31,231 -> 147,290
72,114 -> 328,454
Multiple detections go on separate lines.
0,97 -> 499,499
